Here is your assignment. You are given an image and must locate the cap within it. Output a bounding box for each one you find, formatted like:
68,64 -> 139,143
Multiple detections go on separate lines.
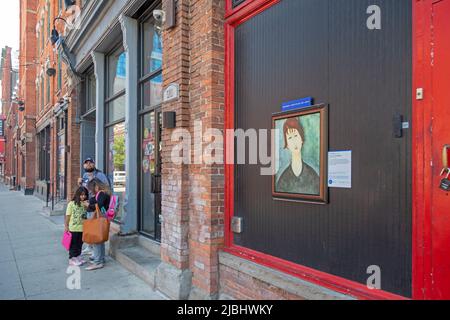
83,157 -> 95,164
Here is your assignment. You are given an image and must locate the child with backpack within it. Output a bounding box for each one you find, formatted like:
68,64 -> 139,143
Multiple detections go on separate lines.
64,187 -> 89,266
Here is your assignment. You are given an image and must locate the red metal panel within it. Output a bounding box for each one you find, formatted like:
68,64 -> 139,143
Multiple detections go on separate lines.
413,0 -> 450,300
412,0 -> 428,300
429,0 -> 450,299
224,0 -> 413,300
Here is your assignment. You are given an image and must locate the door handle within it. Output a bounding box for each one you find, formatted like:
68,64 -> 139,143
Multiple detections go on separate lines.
393,114 -> 404,138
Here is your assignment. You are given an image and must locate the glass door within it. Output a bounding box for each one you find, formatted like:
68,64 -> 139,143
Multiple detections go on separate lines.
138,8 -> 163,241
140,109 -> 162,240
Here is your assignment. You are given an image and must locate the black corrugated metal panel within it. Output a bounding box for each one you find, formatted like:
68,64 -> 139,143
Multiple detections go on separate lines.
234,0 -> 412,297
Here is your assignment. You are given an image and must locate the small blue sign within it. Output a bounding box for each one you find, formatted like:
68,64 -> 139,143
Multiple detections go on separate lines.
281,97 -> 313,112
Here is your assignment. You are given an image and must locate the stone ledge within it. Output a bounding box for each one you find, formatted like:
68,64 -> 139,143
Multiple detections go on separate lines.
219,251 -> 354,300
189,286 -> 218,300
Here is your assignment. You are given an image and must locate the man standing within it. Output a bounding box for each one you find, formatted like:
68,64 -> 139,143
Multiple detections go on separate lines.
78,157 -> 111,256
78,157 -> 110,190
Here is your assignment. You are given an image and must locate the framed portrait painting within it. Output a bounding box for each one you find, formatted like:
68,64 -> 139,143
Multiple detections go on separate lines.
272,104 -> 328,203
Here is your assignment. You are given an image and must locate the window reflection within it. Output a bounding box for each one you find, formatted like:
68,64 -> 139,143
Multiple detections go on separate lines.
108,50 -> 126,96
106,122 -> 126,221
107,95 -> 126,123
143,22 -> 163,74
141,21 -> 163,109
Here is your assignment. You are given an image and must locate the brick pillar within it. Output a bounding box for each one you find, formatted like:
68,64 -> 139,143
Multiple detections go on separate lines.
25,117 -> 36,193
156,0 -> 193,300
156,0 -> 226,300
187,0 -> 226,299
67,86 -> 80,199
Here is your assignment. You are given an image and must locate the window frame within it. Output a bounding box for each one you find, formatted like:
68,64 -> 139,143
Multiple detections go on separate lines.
81,67 -> 96,117
105,45 -> 126,126
138,11 -> 163,115
137,4 -> 164,240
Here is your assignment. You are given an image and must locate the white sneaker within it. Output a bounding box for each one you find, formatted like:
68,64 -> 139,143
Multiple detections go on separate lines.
69,258 -> 82,266
75,256 -> 85,265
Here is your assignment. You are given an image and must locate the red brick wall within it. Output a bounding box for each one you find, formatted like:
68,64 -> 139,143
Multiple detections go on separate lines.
18,0 -> 38,191
33,0 -> 80,201
219,263 -> 304,300
66,86 -> 80,199
161,0 -> 192,271
1,47 -> 15,183
187,0 -> 226,297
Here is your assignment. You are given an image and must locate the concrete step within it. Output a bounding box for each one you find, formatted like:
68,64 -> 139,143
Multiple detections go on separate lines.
114,245 -> 161,289
41,201 -> 67,217
137,235 -> 161,256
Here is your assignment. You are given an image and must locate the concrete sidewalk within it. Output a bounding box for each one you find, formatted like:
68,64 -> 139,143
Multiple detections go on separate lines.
0,183 -> 166,300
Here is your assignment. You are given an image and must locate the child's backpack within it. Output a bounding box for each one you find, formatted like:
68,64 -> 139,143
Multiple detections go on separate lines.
96,192 -> 119,221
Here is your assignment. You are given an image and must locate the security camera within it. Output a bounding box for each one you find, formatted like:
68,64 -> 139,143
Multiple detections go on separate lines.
153,10 -> 166,24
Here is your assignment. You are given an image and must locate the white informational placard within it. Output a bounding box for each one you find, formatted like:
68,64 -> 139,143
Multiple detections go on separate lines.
328,151 -> 352,189
163,83 -> 180,103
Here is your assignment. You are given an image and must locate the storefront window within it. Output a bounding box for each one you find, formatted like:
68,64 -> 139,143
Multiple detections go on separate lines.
105,45 -> 127,222
142,79 -> 162,109
106,122 -> 126,221
106,95 -> 125,123
88,72 -> 96,111
141,111 -> 156,234
37,126 -> 51,181
57,115 -> 66,201
143,21 -> 163,74
138,13 -> 164,240
108,49 -> 126,97
140,19 -> 163,110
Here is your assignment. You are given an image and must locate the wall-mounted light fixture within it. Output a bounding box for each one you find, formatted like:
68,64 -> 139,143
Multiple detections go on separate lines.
9,95 -> 25,112
50,17 -> 80,77
153,0 -> 176,36
18,101 -> 25,112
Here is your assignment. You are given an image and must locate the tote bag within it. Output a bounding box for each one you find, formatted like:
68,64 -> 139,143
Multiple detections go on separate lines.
61,231 -> 72,251
82,204 -> 110,244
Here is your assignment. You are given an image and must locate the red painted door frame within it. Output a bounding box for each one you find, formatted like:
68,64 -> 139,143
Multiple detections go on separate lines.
413,0 -> 450,300
224,0 -> 434,300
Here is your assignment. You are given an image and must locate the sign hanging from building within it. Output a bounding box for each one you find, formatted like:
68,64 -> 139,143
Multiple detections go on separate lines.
0,119 -> 4,137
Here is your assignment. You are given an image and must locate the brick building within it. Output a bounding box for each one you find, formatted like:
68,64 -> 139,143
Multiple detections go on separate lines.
33,0 -> 81,208
16,0 -> 38,195
0,115 -> 5,177
1,46 -> 20,188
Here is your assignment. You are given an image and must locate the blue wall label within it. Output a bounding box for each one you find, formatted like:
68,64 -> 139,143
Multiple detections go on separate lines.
281,97 -> 313,112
